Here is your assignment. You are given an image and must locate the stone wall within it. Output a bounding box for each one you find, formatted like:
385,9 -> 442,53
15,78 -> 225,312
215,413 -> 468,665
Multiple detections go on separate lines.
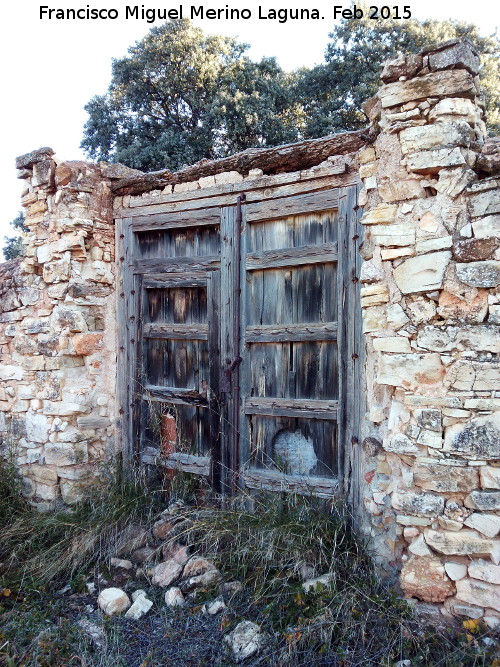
357,40 -> 500,627
0,149 -> 127,507
0,37 -> 498,625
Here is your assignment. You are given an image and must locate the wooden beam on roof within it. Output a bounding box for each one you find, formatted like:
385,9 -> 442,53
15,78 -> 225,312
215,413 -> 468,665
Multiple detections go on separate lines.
112,128 -> 370,196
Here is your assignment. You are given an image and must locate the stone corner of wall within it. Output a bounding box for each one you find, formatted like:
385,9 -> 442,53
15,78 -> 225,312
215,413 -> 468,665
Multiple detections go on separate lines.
1,145 -> 118,509
356,38 -> 500,625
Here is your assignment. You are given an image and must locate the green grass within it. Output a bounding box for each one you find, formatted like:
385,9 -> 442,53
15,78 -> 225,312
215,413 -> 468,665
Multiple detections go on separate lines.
0,457 -> 498,666
0,458 -> 166,586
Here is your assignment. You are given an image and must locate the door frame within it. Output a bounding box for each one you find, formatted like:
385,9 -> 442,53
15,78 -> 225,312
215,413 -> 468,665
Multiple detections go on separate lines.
115,170 -> 363,498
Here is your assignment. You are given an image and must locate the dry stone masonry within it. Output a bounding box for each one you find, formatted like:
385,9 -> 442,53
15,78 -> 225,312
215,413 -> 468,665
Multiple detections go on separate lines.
0,38 -> 498,624
357,39 -> 500,627
0,151 -> 133,507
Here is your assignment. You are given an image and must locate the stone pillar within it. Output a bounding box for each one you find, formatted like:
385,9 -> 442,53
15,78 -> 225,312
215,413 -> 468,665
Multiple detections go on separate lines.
0,149 -> 119,507
358,40 -> 500,626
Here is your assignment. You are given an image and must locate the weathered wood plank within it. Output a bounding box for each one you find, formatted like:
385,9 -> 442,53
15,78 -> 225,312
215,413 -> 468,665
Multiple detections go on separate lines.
115,218 -> 128,462
143,275 -> 207,288
246,190 -> 338,223
112,129 -> 368,196
245,322 -> 338,343
133,256 -> 220,274
143,385 -> 208,407
143,323 -> 208,340
207,271 -> 222,485
141,447 -> 211,476
242,469 -> 339,498
116,218 -> 140,467
246,242 -> 337,270
237,204 -> 251,473
124,174 -> 349,216
337,184 -> 364,507
131,206 -> 221,231
245,397 -> 338,419
219,205 -> 240,493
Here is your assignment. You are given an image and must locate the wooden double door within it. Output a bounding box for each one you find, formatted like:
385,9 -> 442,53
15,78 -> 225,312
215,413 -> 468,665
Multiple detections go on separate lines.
117,178 -> 362,497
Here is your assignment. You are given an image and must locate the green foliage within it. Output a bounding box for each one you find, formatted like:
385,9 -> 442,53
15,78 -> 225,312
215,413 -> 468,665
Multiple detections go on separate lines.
82,14 -> 499,172
298,6 -> 500,136
179,494 -> 499,666
3,211 -> 28,261
81,19 -> 299,172
0,458 -> 164,586
0,446 -> 28,526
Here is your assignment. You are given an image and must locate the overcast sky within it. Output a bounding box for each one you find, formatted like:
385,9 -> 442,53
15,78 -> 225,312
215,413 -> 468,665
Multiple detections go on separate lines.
1,0 -> 499,255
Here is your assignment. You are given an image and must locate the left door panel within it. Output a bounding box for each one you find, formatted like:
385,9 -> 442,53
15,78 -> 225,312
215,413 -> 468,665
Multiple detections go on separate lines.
130,223 -> 221,476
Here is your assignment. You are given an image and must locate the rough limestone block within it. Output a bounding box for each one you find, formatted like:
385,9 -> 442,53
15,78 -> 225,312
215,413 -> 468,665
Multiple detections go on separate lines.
369,223 -> 416,247
400,555 -> 454,603
25,414 -> 49,444
377,353 -> 444,389
359,260 -> 384,283
456,261 -> 500,288
383,433 -> 422,455
80,261 -> 113,285
454,238 -> 498,263
446,360 -> 500,392
360,203 -> 397,225
428,42 -> 480,75
455,578 -> 500,612
378,69 -> 476,108
16,147 -> 54,169
152,560 -> 183,587
396,516 -> 432,526
444,414 -> 500,460
465,491 -> 500,512
380,52 -> 423,83
394,252 -> 451,294
362,305 -> 387,333
0,364 -> 24,381
408,533 -> 432,556
381,247 -> 415,260
42,402 -> 91,416
60,479 -> 87,504
417,325 -> 499,354
360,283 -> 389,307
224,621 -> 268,663
44,442 -> 88,466
51,306 -> 88,333
451,603 -> 484,619
97,588 -> 131,616
480,467 -> 500,490
72,333 -> 103,355
444,562 -> 468,581
416,409 -> 442,432
400,121 -> 474,155
124,594 -> 153,620
415,236 -> 453,254
215,171 -> 244,185
373,337 -> 411,353
164,587 -> 185,607
413,461 -> 478,493
464,513 -> 500,539
387,304 -> 409,329
436,167 -> 477,198
468,559 -> 500,585
378,176 -> 426,202
392,490 -> 444,517
407,147 -> 466,174
424,529 -> 500,563
468,188 -> 500,218
472,215 -> 500,239
429,98 -> 477,123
